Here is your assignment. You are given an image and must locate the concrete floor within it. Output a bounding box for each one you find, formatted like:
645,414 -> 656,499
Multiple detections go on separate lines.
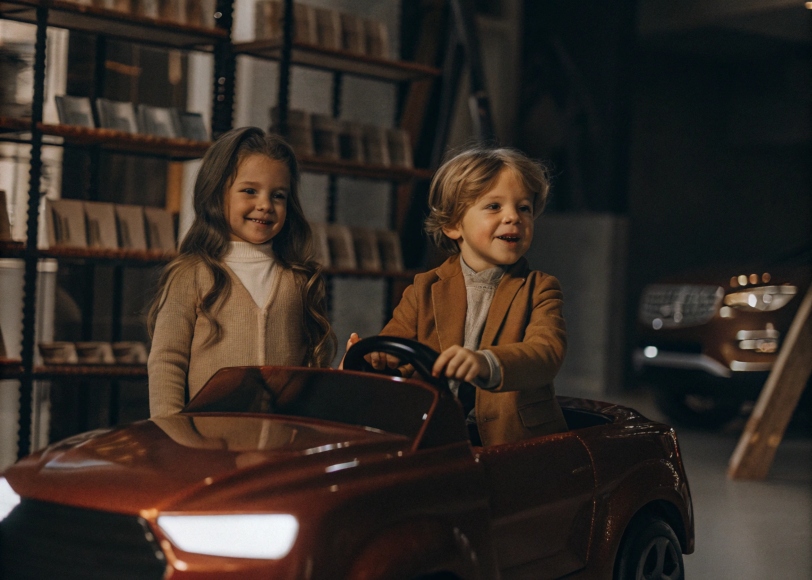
613,390 -> 812,579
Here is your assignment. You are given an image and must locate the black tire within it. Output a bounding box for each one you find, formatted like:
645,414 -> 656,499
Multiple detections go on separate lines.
614,514 -> 684,580
652,384 -> 742,430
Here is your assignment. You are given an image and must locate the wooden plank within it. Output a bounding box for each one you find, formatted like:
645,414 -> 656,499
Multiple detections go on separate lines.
728,284 -> 812,480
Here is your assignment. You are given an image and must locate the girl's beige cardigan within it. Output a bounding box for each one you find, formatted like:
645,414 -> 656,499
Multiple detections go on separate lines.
148,259 -> 308,417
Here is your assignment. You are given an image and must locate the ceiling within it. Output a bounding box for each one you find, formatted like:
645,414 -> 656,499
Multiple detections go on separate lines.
638,0 -> 811,54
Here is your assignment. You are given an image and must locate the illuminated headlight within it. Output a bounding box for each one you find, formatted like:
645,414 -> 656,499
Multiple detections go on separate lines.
0,477 -> 21,522
724,285 -> 797,312
157,514 -> 298,559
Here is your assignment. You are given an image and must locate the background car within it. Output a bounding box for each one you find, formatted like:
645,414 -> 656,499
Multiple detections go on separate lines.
1,337 -> 693,580
634,248 -> 811,429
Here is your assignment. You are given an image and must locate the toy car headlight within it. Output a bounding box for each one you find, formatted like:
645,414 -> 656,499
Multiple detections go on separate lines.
156,513 -> 298,559
724,285 -> 797,312
0,477 -> 21,522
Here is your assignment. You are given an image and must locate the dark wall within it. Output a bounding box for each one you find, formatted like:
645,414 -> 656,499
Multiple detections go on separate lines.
628,39 -> 811,285
518,0 -> 636,213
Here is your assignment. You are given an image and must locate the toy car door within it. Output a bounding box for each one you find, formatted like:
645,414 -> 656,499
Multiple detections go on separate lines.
478,433 -> 594,579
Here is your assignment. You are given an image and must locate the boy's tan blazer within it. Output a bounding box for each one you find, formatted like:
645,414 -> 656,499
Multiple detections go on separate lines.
381,255 -> 569,446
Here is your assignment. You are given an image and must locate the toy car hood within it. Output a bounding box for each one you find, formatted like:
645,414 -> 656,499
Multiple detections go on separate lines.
4,413 -> 412,514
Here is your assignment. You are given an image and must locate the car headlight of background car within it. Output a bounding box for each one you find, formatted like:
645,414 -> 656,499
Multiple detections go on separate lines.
723,285 -> 797,312
156,513 -> 299,559
0,477 -> 21,522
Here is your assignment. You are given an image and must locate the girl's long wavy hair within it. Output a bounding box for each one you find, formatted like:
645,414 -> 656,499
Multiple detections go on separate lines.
148,126 -> 336,367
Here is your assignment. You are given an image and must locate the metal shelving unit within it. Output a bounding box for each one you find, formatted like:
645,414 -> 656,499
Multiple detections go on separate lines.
0,0 -> 234,458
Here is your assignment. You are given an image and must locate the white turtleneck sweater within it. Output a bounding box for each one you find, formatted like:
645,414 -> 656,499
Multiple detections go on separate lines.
223,241 -> 277,308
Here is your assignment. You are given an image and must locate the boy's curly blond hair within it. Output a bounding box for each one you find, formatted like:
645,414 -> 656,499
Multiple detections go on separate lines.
424,146 -> 551,254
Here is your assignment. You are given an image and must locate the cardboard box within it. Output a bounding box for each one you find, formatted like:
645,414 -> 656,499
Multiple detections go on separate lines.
338,120 -> 364,163
270,106 -> 313,156
0,190 -> 11,241
376,229 -> 404,271
255,0 -> 316,43
362,124 -> 390,166
325,223 -> 356,269
46,198 -> 87,248
311,113 -> 340,160
83,201 -> 119,249
387,128 -> 413,168
96,98 -> 138,134
350,226 -> 381,271
340,12 -> 365,54
364,18 -> 390,59
309,222 -> 331,267
114,204 -> 147,250
55,95 -> 95,128
144,206 -> 176,251
314,6 -> 342,50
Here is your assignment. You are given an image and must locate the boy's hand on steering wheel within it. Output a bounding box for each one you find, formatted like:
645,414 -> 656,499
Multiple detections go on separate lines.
433,345 -> 489,384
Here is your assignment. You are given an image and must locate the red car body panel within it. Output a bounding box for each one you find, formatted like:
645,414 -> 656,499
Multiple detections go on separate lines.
1,366 -> 694,580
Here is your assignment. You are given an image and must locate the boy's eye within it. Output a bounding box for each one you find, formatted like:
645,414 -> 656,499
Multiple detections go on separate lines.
520,205 -> 532,213
485,203 -> 500,210
243,188 -> 257,195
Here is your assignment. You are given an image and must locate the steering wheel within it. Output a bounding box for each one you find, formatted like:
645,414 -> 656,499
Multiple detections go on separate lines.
343,336 -> 451,394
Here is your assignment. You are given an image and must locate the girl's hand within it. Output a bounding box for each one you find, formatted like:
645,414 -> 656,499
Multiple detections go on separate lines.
338,333 -> 360,369
433,345 -> 489,383
338,333 -> 400,371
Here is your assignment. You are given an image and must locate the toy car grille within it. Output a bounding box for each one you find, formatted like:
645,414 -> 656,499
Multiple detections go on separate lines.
639,284 -> 723,328
0,498 -> 166,580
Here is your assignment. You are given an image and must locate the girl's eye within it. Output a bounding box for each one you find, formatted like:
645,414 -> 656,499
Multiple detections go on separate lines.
520,205 -> 532,213
243,188 -> 257,195
273,191 -> 288,201
485,203 -> 500,210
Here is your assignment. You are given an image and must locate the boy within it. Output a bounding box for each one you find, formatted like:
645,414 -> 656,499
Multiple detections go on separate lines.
350,146 -> 568,446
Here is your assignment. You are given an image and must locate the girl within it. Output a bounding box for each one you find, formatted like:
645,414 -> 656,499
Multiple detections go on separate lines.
147,127 -> 335,417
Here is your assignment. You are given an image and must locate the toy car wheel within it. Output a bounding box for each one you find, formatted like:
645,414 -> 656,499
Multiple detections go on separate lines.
614,513 -> 684,580
652,384 -> 742,429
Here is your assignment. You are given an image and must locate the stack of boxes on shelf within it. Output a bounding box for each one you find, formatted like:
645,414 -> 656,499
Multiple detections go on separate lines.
59,0 -> 217,28
311,223 -> 403,273
45,199 -> 176,252
54,95 -> 210,141
254,0 -> 390,59
271,105 -> 413,168
38,340 -> 148,365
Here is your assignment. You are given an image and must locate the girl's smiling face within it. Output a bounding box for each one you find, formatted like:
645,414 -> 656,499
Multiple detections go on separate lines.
442,168 -> 534,271
225,154 -> 290,245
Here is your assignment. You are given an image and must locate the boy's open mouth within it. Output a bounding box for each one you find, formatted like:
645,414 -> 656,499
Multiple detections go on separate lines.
497,235 -> 520,242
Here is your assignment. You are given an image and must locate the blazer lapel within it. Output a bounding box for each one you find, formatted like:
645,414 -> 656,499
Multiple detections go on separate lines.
480,260 -> 527,347
431,258 -> 466,350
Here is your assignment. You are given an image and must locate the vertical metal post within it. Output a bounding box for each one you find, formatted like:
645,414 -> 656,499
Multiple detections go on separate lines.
108,265 -> 124,426
18,5 -> 49,460
276,0 -> 294,138
327,71 -> 342,223
212,0 -> 235,137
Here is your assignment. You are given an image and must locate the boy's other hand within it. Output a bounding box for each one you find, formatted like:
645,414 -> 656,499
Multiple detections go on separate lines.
433,345 -> 489,383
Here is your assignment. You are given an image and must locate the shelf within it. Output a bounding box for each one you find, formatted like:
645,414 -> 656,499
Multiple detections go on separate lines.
233,39 -> 441,83
0,117 -> 212,159
298,154 -> 433,181
0,0 -> 226,49
0,241 -> 176,265
0,360 -> 147,380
